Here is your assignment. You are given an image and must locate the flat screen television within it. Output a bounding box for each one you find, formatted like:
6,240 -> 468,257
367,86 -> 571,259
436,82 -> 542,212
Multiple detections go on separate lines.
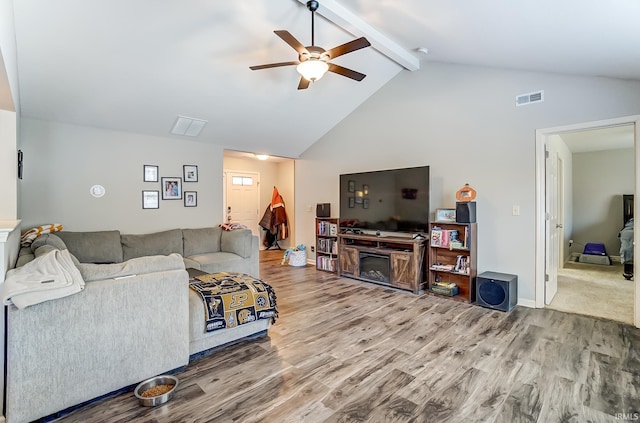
339,166 -> 430,234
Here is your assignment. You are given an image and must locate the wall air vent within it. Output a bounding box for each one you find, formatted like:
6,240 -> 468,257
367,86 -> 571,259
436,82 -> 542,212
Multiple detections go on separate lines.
515,90 -> 544,107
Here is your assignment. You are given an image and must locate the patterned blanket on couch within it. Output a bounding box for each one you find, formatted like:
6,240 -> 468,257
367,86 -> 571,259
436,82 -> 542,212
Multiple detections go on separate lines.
188,271 -> 278,333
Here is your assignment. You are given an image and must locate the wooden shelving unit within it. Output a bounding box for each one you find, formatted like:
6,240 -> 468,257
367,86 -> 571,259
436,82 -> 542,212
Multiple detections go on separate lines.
315,217 -> 339,272
428,222 -> 477,303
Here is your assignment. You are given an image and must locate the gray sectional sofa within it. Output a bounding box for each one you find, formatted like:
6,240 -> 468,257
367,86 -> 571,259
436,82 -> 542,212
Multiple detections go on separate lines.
5,227 -> 269,423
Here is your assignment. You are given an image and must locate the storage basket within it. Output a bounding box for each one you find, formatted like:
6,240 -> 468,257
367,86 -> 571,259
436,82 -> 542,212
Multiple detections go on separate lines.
288,250 -> 307,267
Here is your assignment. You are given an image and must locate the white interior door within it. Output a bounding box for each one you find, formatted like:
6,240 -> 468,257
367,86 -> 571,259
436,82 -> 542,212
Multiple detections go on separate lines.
224,171 -> 260,236
545,145 -> 559,304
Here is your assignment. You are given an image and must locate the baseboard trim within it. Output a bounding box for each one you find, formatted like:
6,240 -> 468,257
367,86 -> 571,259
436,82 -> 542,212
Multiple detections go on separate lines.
518,298 -> 536,308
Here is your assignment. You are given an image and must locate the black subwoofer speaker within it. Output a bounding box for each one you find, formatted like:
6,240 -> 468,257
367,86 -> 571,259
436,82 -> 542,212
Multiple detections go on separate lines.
456,201 -> 476,223
476,271 -> 517,312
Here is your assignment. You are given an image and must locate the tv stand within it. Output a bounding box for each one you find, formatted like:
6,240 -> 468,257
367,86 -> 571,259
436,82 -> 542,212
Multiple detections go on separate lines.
338,233 -> 427,294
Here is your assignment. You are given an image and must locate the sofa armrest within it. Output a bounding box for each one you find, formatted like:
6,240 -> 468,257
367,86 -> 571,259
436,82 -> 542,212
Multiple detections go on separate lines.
220,229 -> 254,258
5,267 -> 190,423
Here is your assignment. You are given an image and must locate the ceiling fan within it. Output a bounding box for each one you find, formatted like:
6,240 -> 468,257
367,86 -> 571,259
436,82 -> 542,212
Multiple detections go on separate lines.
250,0 -> 371,90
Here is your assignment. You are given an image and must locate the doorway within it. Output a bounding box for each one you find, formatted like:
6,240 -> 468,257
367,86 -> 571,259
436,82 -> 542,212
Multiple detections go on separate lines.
223,151 -> 296,251
535,115 -> 640,328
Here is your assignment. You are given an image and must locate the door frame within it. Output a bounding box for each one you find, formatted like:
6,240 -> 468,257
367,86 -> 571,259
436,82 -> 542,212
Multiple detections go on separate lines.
535,115 -> 640,328
544,144 -> 559,305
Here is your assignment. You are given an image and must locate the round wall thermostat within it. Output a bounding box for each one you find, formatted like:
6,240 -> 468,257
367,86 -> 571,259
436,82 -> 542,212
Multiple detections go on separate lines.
90,185 -> 106,198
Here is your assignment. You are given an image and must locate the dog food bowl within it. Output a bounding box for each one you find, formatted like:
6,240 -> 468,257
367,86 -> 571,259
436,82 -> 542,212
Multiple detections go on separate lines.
134,375 -> 179,407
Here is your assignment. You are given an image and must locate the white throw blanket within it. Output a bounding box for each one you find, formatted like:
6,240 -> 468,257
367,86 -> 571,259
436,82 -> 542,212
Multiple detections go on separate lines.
2,249 -> 85,309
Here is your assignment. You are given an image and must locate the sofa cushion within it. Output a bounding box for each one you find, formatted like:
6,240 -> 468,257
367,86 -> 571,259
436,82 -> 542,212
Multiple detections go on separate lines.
186,252 -> 245,274
182,227 -> 221,257
15,247 -> 35,268
77,253 -> 185,282
182,257 -> 201,271
121,229 -> 183,261
57,231 -> 123,264
30,233 -> 67,252
33,245 -> 81,266
220,229 -> 253,259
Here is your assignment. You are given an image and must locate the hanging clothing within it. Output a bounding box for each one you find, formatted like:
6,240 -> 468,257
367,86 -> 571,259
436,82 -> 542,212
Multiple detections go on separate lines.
259,186 -> 289,247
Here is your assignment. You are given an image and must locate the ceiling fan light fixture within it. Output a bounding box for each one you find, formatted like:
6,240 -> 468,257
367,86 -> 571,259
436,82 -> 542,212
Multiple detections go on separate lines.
297,59 -> 329,81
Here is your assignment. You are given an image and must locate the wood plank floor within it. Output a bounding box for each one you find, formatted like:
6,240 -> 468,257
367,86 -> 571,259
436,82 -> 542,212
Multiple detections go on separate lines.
53,250 -> 640,423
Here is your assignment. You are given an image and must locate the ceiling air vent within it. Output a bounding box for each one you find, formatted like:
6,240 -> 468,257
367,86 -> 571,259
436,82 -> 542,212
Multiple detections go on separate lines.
515,90 -> 544,107
171,116 -> 208,137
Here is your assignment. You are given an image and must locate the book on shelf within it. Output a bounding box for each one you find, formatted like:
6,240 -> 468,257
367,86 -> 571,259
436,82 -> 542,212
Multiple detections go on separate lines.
431,227 -> 462,249
430,227 -> 442,247
430,284 -> 459,296
440,229 -> 450,248
454,255 -> 469,274
317,238 -> 337,254
316,255 -> 337,271
431,281 -> 457,289
430,263 -> 455,271
463,226 -> 469,249
317,220 -> 338,237
450,241 -> 464,249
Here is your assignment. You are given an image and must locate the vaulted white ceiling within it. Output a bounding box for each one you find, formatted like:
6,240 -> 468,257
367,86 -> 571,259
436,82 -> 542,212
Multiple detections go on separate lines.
11,0 -> 640,158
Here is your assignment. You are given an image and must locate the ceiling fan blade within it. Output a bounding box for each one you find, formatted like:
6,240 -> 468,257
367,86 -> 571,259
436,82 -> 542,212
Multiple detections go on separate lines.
325,37 -> 371,60
327,63 -> 366,81
274,30 -> 308,55
250,61 -> 299,70
297,77 -> 311,90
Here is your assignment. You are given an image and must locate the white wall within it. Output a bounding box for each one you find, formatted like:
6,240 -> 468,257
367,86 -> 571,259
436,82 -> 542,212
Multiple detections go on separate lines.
20,119 -> 224,233
294,62 -> 640,304
572,148 -> 634,257
0,0 -> 19,223
0,109 -> 17,219
0,0 -> 18,111
277,159 -> 295,249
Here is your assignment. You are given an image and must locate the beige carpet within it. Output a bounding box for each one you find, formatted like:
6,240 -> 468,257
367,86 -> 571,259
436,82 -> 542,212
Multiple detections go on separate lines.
547,260 -> 634,325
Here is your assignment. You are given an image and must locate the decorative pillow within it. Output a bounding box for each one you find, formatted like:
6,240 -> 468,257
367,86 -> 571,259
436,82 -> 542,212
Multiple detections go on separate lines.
219,223 -> 248,231
20,223 -> 63,247
57,230 -> 124,264
183,227 -> 221,257
121,229 -> 183,261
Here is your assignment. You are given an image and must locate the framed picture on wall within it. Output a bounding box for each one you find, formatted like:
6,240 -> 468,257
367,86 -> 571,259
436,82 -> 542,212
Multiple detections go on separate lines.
161,177 -> 182,200
184,191 -> 197,207
183,165 -> 198,182
143,165 -> 159,182
142,190 -> 159,209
